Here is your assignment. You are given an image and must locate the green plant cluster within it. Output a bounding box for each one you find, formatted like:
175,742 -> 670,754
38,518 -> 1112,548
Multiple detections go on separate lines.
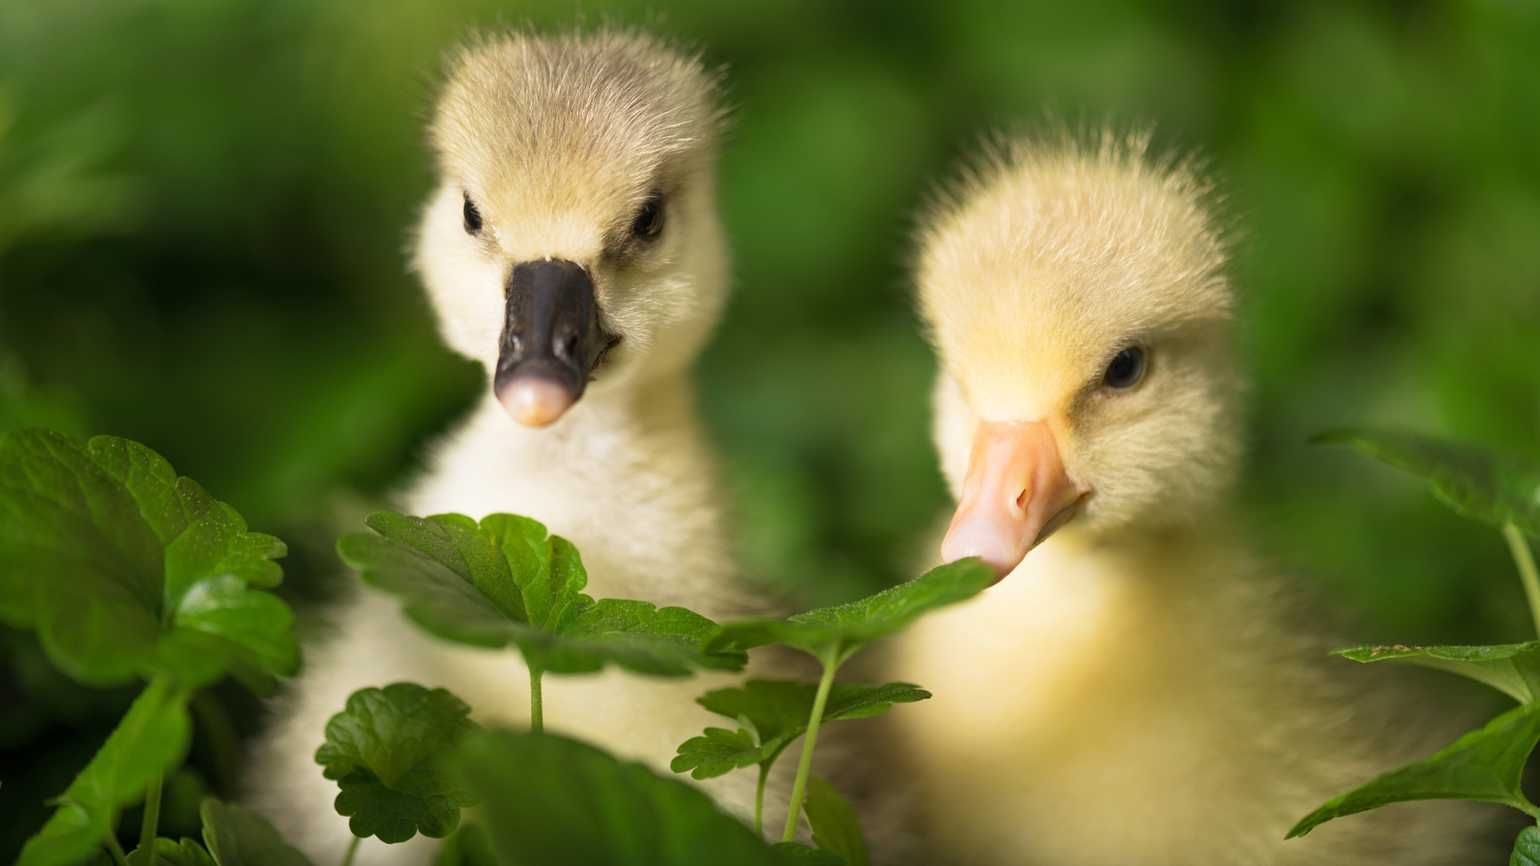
1287,431 -> 1540,863
2,427 -> 993,865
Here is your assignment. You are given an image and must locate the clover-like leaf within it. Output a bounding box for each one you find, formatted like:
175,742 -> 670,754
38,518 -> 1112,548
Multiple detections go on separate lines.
0,430 -> 295,688
454,728 -> 806,866
805,777 -> 866,866
1288,701 -> 1540,838
1315,429 -> 1540,537
1514,826 -> 1540,866
125,838 -> 217,866
199,799 -> 315,866
671,681 -> 930,780
1336,642 -> 1540,704
711,559 -> 994,662
337,511 -> 745,676
18,678 -> 193,866
315,683 -> 481,843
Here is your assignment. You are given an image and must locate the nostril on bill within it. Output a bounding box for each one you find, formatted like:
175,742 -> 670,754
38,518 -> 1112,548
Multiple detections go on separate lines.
556,331 -> 579,361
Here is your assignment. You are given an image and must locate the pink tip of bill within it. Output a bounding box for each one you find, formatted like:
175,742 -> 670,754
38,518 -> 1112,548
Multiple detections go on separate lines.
497,377 -> 575,428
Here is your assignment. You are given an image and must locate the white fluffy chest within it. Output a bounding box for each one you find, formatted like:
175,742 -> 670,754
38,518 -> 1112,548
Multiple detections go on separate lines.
885,540 -> 1286,864
403,398 -> 738,612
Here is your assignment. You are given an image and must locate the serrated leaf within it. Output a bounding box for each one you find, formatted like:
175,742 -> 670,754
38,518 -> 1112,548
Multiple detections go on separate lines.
18,678 -> 193,866
338,511 -> 745,676
671,726 -> 763,780
1315,429 -> 1540,537
671,681 -> 930,780
805,777 -> 866,866
1288,702 -> 1540,837
1514,826 -> 1540,866
126,838 -> 217,866
454,728 -> 801,866
199,799 -> 314,866
1336,642 -> 1540,703
315,683 -> 480,843
711,559 -> 993,661
0,430 -> 295,688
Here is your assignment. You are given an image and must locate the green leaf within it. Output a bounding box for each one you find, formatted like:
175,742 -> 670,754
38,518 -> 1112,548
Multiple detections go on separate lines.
1336,642 -> 1540,703
1288,702 -> 1540,838
199,799 -> 314,866
711,559 -> 994,661
672,726 -> 764,780
0,430 -> 295,688
125,838 -> 217,866
804,778 -> 866,866
315,683 -> 481,843
337,511 -> 746,676
671,681 -> 930,780
1314,429 -> 1540,537
769,843 -> 844,865
435,823 -> 500,866
18,678 -> 193,866
454,728 -> 801,866
1514,826 -> 1540,866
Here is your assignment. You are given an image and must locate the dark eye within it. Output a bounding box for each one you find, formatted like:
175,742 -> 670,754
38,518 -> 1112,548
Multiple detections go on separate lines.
462,194 -> 482,235
631,193 -> 664,241
1103,346 -> 1148,390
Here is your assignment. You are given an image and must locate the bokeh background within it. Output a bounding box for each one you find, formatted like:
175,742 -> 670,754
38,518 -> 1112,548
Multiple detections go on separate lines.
3,0 -> 1539,856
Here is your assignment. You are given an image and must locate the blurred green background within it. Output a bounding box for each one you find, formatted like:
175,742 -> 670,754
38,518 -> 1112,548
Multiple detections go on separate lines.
3,0 -> 1539,856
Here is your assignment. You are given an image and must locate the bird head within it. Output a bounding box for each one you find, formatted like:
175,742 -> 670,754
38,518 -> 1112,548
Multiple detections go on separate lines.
916,134 -> 1241,578
415,31 -> 728,427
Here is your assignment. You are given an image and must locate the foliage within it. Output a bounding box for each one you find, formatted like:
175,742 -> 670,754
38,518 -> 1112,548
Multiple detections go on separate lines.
804,778 -> 867,866
337,510 -> 747,733
337,514 -> 747,679
1,431 -> 299,865
672,680 -> 929,781
17,679 -> 192,866
316,683 -> 480,844
1291,430 -> 1540,861
4,0 -> 1540,855
684,558 -> 990,842
0,430 -> 295,690
1314,430 -> 1540,537
453,729 -> 834,866
199,800 -> 315,866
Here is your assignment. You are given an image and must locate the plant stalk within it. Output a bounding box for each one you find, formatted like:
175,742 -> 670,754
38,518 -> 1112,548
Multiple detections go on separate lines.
340,835 -> 362,866
1504,523 -> 1540,638
782,650 -> 839,843
132,774 -> 164,866
104,835 -> 132,866
528,666 -> 544,734
754,764 -> 769,836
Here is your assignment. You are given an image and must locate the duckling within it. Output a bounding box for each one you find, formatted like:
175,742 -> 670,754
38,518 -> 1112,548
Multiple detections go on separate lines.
247,31 -> 772,864
883,134 -> 1501,865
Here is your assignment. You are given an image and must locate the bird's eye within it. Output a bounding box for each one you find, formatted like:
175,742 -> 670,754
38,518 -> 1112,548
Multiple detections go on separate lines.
463,194 -> 483,235
631,193 -> 664,241
1103,346 -> 1148,390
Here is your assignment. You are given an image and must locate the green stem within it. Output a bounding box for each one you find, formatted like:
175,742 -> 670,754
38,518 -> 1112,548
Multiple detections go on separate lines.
1504,523 -> 1540,639
104,834 -> 131,866
529,666 -> 544,734
782,650 -> 839,843
132,773 -> 163,866
339,835 -> 362,866
754,764 -> 768,837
